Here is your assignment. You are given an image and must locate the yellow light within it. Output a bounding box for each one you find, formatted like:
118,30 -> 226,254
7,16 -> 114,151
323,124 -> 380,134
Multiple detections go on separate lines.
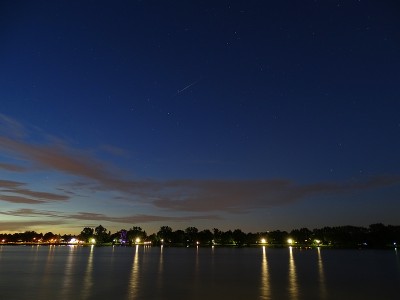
135,238 -> 141,244
315,239 -> 321,244
261,238 -> 266,244
287,238 -> 294,245
90,238 -> 96,244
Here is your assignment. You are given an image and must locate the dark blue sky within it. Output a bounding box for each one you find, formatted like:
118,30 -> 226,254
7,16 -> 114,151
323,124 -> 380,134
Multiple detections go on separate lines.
1,0 -> 399,234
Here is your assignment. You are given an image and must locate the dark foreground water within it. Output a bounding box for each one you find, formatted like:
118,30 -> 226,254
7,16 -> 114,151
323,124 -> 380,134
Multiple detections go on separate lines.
0,245 -> 399,300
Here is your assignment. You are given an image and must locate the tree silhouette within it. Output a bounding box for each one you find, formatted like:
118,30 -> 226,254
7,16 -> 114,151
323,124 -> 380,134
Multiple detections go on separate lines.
94,225 -> 109,244
127,226 -> 146,244
185,227 -> 199,245
79,227 -> 94,243
157,226 -> 173,243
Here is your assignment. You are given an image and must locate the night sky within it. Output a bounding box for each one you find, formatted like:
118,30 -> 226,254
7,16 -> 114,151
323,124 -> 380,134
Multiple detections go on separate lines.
1,1 -> 399,235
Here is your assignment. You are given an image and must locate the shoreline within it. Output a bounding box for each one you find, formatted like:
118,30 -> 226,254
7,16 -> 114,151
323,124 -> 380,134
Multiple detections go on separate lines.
0,242 -> 397,250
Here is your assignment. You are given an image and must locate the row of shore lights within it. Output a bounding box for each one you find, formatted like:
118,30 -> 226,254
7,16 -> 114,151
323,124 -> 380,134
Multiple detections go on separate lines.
260,238 -> 321,245
68,238 -> 151,245
63,237 -> 322,246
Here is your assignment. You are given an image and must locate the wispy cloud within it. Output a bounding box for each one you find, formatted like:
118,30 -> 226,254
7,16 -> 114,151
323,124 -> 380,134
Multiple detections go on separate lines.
0,220 -> 65,232
151,176 -> 400,212
0,162 -> 26,172
0,179 -> 24,188
0,208 -> 220,224
0,195 -> 47,204
0,118 -> 138,194
0,113 -> 26,138
99,144 -> 131,158
67,212 -> 220,223
0,208 -> 61,217
1,135 -> 120,183
0,179 -> 69,204
1,114 -> 400,215
2,188 -> 69,201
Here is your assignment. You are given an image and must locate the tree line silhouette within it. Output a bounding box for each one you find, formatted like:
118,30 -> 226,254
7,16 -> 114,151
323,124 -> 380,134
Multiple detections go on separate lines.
1,223 -> 399,248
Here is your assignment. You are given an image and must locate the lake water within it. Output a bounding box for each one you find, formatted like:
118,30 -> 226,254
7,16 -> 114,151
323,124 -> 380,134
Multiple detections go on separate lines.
0,245 -> 399,299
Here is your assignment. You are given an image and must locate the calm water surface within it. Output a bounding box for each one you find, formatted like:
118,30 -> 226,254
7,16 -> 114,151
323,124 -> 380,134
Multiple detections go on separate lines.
0,245 -> 399,299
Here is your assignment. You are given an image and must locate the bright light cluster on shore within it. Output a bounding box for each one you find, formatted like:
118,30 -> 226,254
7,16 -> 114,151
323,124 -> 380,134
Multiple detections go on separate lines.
68,238 -> 84,244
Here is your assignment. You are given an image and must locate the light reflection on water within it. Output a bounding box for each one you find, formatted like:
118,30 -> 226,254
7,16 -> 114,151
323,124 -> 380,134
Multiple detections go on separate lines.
317,247 -> 328,299
129,245 -> 140,298
0,246 -> 399,299
260,246 -> 271,300
39,244 -> 55,296
82,245 -> 94,299
194,245 -> 200,291
60,245 -> 76,298
31,245 -> 41,275
288,246 -> 299,300
157,245 -> 164,291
